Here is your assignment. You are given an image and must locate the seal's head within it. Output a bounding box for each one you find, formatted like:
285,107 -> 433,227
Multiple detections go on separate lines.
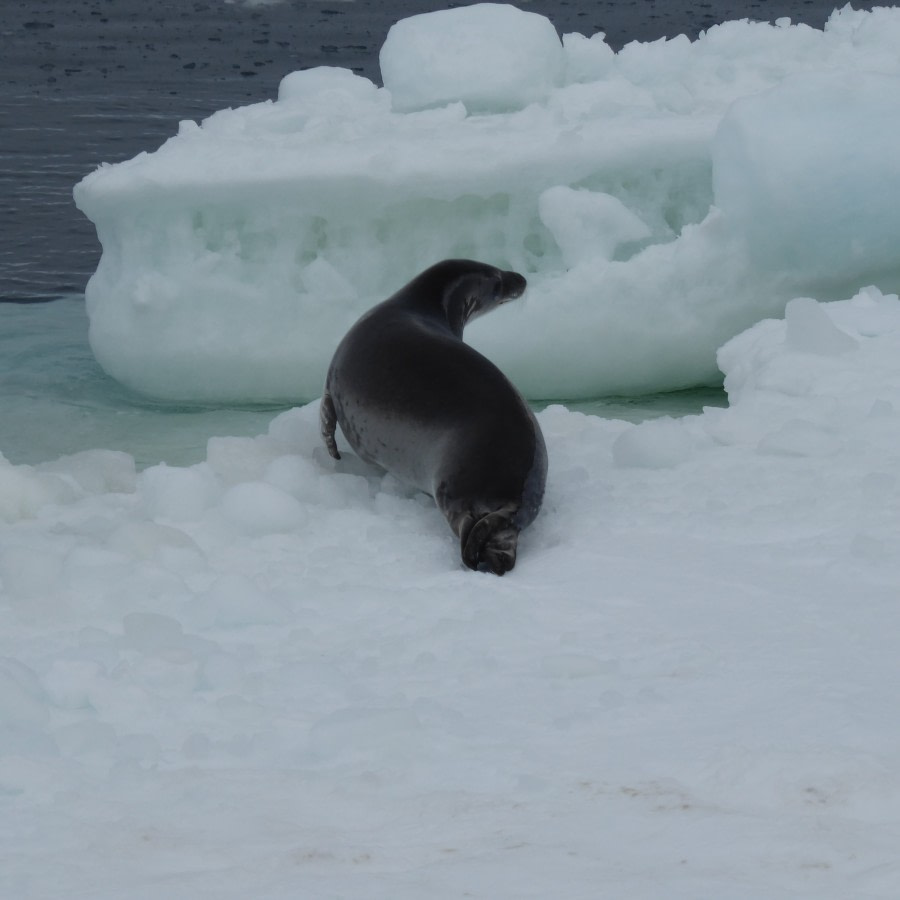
407,259 -> 526,337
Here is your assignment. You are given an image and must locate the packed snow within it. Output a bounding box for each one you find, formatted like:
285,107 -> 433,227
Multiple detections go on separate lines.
380,4 -> 566,113
5,4 -> 900,896
74,4 -> 900,401
3,284 -> 900,896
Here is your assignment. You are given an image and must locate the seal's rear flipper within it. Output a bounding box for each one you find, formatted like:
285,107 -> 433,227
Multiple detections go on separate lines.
460,511 -> 519,575
320,391 -> 341,460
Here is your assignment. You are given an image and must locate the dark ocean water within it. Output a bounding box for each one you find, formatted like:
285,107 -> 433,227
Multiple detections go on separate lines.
0,0 -> 885,301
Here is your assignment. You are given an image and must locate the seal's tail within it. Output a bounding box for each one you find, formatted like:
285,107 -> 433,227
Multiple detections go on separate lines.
460,511 -> 519,575
319,390 -> 341,460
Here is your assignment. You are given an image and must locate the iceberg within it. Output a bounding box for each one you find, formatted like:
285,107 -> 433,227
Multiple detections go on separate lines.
74,4 -> 900,403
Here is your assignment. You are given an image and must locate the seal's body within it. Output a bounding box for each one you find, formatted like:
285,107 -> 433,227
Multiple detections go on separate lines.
320,259 -> 546,574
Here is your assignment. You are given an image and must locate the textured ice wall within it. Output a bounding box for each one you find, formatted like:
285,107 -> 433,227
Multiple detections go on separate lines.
74,4 -> 900,403
713,70 -> 900,294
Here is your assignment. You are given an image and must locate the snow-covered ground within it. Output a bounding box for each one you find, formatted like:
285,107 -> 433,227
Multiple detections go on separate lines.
4,4 -> 900,897
3,285 -> 900,897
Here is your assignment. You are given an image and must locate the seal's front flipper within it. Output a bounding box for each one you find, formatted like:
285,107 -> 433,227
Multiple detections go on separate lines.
460,511 -> 519,575
320,390 -> 341,460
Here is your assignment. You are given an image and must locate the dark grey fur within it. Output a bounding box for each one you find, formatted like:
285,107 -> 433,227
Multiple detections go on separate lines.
320,259 -> 547,574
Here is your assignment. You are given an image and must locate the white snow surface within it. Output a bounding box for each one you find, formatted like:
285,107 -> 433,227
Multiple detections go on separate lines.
380,4 -> 565,113
74,4 -> 900,402
3,287 -> 900,897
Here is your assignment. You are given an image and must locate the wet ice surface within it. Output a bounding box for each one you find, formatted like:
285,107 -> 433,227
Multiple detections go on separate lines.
0,297 -> 724,467
0,299 -> 286,468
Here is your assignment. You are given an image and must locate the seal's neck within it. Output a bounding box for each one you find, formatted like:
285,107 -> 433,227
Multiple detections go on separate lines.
443,286 -> 479,338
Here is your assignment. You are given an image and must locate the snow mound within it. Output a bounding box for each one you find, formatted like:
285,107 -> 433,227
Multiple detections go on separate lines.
715,286 -> 900,434
380,3 -> 565,113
